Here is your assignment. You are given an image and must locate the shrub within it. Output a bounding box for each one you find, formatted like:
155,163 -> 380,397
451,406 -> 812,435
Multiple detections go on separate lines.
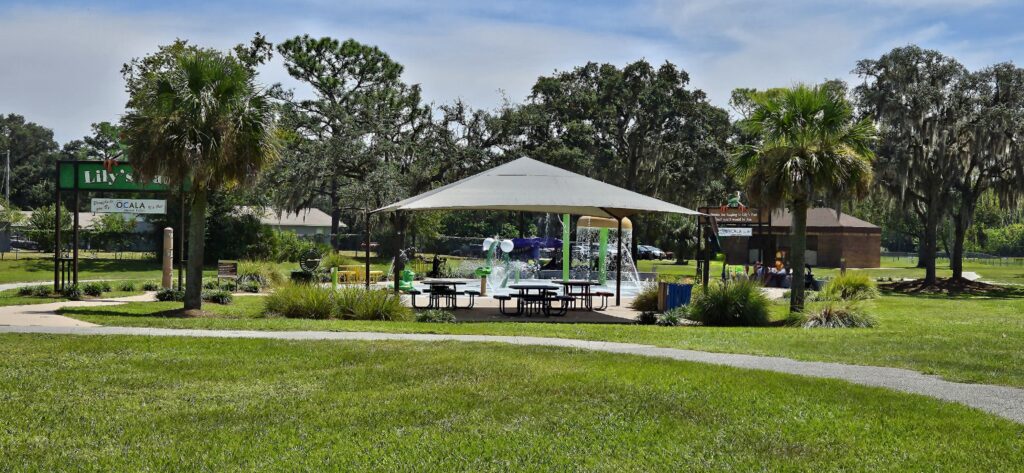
117,281 -> 137,292
334,287 -> 410,321
635,311 -> 658,325
61,284 -> 83,301
18,285 -> 52,297
202,289 -> 233,304
155,288 -> 185,302
630,282 -> 659,313
819,272 -> 879,301
82,282 -> 105,297
265,283 -> 335,319
416,309 -> 456,323
142,281 -> 160,291
687,279 -> 770,327
238,260 -> 285,288
240,281 -> 261,293
203,279 -> 219,290
98,281 -> 113,292
798,301 -> 876,328
657,306 -> 688,327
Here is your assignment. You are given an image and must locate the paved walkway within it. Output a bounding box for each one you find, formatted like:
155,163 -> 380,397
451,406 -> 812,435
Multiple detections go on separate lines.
0,294 -> 157,327
1,323 -> 1022,424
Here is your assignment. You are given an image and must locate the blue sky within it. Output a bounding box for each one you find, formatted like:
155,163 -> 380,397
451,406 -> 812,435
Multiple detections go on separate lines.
2,0 -> 1023,143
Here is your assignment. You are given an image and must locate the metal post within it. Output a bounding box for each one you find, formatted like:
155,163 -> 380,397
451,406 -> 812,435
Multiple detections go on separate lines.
615,217 -> 623,306
53,161 -> 61,292
4,149 -> 9,204
72,161 -> 79,285
364,211 -> 371,290
178,186 -> 185,290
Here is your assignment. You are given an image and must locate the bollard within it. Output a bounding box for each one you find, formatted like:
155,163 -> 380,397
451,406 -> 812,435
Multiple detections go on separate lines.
162,227 -> 173,289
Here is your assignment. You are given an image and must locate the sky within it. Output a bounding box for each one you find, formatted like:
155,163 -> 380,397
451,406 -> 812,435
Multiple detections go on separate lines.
1,0 -> 1023,144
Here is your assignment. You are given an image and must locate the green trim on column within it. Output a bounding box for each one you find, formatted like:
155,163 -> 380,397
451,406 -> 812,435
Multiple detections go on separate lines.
598,227 -> 608,284
562,214 -> 570,281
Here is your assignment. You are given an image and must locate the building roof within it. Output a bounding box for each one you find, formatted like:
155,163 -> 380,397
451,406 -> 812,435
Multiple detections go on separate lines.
374,157 -> 702,219
770,208 -> 879,234
236,207 -> 341,228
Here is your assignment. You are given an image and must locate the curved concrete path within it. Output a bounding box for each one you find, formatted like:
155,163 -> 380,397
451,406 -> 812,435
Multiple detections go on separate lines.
1,324 -> 1022,424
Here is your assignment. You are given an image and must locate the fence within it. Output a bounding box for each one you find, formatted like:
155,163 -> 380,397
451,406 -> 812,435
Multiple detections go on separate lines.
881,251 -> 1024,266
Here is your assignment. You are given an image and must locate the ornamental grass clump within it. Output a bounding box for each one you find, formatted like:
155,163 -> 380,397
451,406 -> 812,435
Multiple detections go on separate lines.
238,260 -> 285,288
798,300 -> 876,328
201,289 -> 233,305
819,272 -> 879,301
334,287 -> 410,321
265,283 -> 335,319
17,285 -> 52,297
117,281 -> 137,292
686,279 -> 770,327
630,282 -> 659,313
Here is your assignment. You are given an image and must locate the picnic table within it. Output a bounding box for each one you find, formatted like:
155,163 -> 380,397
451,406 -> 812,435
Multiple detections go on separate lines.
555,280 -> 598,311
417,279 -> 477,309
506,283 -> 564,316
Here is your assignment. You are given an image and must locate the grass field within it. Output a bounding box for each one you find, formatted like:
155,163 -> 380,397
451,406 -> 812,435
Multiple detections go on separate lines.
0,287 -> 143,307
0,255 -> 390,284
61,292 -> 1024,388
639,256 -> 1024,285
0,334 -> 1020,471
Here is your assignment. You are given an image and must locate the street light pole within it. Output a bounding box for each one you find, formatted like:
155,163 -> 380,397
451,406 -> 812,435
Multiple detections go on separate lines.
4,149 -> 9,204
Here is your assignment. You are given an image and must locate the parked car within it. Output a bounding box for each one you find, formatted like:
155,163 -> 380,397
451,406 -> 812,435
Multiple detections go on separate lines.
638,245 -> 667,260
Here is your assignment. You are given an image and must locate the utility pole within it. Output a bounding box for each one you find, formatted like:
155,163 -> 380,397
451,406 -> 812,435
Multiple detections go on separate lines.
5,149 -> 9,204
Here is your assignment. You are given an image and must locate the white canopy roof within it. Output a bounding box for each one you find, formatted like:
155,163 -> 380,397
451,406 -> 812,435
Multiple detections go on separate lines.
373,157 -> 702,219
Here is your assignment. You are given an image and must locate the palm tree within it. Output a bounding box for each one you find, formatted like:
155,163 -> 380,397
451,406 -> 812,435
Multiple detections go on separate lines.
734,84 -> 875,313
121,43 -> 278,310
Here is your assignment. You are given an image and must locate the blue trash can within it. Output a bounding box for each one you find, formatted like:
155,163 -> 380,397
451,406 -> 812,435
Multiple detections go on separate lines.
664,283 -> 693,311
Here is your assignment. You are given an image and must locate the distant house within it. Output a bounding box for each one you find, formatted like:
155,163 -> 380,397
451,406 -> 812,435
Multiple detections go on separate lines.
235,207 -> 341,238
719,208 -> 881,268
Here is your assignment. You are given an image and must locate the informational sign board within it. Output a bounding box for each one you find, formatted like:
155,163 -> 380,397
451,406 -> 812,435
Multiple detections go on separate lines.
718,227 -> 753,237
698,207 -> 768,225
59,162 -> 185,191
91,198 -> 167,214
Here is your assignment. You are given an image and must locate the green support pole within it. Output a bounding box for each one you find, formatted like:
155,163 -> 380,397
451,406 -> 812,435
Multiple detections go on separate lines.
562,214 -> 570,281
598,227 -> 608,285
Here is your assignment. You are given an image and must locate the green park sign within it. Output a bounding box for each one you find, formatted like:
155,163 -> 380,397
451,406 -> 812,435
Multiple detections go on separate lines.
58,161 -> 186,192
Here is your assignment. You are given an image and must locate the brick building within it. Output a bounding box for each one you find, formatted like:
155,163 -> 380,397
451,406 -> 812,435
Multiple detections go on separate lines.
719,208 -> 881,268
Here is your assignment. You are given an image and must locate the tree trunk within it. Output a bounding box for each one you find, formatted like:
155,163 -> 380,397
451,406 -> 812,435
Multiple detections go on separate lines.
330,181 -> 341,250
951,215 -> 966,281
789,199 -> 808,314
921,209 -> 938,285
184,189 -> 208,311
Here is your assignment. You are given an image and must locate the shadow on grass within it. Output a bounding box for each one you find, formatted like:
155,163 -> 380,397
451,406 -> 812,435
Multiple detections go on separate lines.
59,307 -> 200,318
880,278 -> 1024,300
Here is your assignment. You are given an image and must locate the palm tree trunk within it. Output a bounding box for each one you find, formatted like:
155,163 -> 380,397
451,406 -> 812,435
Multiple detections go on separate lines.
789,199 -> 808,314
184,189 -> 208,310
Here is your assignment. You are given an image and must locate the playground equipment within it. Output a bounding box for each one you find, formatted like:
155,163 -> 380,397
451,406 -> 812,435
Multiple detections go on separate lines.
574,216 -> 640,287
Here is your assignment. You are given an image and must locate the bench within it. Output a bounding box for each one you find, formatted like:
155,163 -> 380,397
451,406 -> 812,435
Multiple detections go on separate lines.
493,294 -> 517,315
593,291 -> 613,311
463,289 -> 480,309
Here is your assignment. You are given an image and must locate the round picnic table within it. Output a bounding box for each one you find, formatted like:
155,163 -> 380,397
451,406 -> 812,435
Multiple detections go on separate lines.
555,280 -> 598,311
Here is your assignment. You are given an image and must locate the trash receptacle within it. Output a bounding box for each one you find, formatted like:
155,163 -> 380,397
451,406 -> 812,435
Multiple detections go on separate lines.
658,282 -> 693,312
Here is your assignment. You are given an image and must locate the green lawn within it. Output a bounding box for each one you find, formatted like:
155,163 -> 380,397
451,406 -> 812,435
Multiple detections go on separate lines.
61,293 -> 1024,388
0,254 -> 391,284
1,334 -> 1019,471
640,256 -> 1024,285
0,288 -> 143,307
